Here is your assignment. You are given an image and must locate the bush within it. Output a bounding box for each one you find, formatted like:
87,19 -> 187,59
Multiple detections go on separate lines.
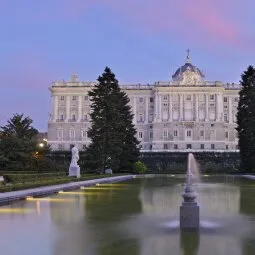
0,174 -> 123,192
133,161 -> 147,174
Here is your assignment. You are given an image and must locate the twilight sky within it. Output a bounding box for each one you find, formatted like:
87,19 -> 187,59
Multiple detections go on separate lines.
0,0 -> 254,131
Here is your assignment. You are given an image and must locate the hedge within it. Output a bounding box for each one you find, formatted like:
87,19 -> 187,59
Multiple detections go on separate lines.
47,151 -> 240,174
0,174 -> 123,192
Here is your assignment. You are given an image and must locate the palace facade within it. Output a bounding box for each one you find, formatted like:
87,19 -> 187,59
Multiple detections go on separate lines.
47,52 -> 240,151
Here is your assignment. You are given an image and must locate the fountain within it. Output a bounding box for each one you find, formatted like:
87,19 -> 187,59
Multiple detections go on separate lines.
180,153 -> 200,230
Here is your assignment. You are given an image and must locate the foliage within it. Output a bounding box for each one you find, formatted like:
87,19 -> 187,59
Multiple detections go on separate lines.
133,161 -> 147,174
0,114 -> 38,170
0,174 -> 125,192
85,67 -> 140,173
236,66 -> 255,173
140,151 -> 240,174
47,151 -> 242,174
0,113 -> 51,171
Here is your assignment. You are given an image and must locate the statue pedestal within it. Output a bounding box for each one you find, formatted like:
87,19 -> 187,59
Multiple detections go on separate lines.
69,166 -> 80,178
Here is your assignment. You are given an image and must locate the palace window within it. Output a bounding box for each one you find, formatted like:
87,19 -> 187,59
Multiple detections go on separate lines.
81,130 -> 87,138
174,130 -> 178,137
186,144 -> 192,149
210,130 -> 216,139
225,131 -> 228,139
149,131 -> 153,139
163,144 -> 168,149
211,144 -> 215,149
163,130 -> 168,138
60,114 -> 64,121
72,96 -> 77,101
139,114 -> 144,122
139,97 -> 144,103
69,129 -> 75,139
84,95 -> 89,100
224,114 -> 228,122
186,130 -> 192,137
57,129 -> 63,140
226,145 -> 229,150
72,114 -> 76,121
60,96 -> 65,100
150,97 -> 154,102
224,97 -> 228,102
163,95 -> 168,101
209,95 -> 215,101
174,144 -> 178,149
200,144 -> 204,149
186,95 -> 191,101
138,131 -> 143,139
200,130 -> 204,137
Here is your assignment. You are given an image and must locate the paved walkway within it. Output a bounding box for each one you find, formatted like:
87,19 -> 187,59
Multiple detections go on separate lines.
243,175 -> 255,180
0,175 -> 135,205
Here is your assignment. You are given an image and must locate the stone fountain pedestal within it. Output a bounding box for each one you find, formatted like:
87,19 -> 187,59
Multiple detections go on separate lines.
180,185 -> 199,230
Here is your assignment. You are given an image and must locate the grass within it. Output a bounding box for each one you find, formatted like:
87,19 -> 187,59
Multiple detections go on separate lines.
0,174 -> 126,193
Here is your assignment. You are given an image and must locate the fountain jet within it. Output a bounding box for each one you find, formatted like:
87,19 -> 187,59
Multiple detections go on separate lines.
180,153 -> 200,230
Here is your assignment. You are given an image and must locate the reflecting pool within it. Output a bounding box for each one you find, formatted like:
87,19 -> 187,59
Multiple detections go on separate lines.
0,176 -> 254,255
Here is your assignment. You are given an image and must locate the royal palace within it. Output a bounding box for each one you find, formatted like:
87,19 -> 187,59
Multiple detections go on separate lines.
48,51 -> 240,151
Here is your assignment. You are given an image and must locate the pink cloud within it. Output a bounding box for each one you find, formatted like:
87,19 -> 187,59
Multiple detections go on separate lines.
58,0 -> 253,50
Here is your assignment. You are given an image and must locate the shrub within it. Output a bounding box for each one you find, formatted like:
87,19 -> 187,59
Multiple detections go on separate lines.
133,161 -> 147,174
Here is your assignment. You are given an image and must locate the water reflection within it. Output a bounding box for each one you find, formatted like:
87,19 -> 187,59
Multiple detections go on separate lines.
0,177 -> 254,255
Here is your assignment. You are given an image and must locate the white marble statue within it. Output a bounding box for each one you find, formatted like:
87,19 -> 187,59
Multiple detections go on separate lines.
70,145 -> 79,167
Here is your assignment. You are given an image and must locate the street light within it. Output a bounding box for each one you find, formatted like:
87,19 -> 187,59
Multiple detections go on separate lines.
38,143 -> 44,148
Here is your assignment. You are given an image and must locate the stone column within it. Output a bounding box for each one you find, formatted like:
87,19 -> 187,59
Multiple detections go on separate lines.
205,94 -> 209,121
78,96 -> 82,121
168,94 -> 172,121
229,96 -> 233,123
53,95 -> 58,121
66,95 -> 70,122
133,97 -> 137,124
195,94 -> 199,121
145,97 -> 149,123
216,93 -> 223,122
159,95 -> 162,121
154,92 -> 158,122
180,94 -> 183,121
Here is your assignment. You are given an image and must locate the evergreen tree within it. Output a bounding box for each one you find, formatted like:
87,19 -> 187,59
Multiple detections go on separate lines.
86,67 -> 140,173
236,66 -> 255,173
0,113 -> 38,170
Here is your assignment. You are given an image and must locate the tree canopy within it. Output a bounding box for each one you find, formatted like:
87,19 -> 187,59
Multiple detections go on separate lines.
0,113 -> 39,170
236,66 -> 255,172
85,67 -> 140,173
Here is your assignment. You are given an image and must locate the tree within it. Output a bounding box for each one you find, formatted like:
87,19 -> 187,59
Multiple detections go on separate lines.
86,67 -> 140,173
236,66 -> 255,173
0,114 -> 39,170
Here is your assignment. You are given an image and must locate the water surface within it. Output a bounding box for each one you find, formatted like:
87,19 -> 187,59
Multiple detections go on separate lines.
0,176 -> 254,255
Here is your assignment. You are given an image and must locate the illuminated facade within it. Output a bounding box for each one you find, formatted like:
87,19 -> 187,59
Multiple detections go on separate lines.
48,51 -> 240,151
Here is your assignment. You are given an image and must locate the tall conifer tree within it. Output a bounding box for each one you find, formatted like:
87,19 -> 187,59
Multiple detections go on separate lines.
236,66 -> 255,172
86,67 -> 140,173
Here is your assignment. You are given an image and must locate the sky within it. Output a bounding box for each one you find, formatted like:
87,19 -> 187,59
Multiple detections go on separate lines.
0,0 -> 254,131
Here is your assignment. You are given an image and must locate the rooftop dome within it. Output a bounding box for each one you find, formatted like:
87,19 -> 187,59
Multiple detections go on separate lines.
172,50 -> 205,85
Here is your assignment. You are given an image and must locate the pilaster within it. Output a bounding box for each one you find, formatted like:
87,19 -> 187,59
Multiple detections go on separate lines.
205,94 -> 209,121
66,96 -> 70,122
